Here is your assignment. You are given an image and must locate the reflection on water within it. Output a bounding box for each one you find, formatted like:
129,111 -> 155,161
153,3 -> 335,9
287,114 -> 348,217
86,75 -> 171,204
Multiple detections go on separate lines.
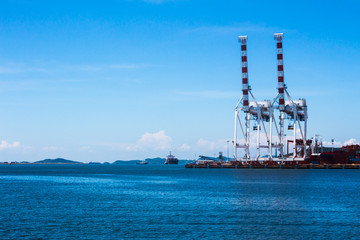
0,164 -> 359,239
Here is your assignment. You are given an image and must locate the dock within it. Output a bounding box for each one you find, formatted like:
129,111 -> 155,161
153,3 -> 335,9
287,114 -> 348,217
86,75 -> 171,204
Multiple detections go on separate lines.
185,163 -> 360,169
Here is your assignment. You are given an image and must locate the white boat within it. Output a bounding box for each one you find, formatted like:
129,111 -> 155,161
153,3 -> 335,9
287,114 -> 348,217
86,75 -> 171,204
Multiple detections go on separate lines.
136,160 -> 148,165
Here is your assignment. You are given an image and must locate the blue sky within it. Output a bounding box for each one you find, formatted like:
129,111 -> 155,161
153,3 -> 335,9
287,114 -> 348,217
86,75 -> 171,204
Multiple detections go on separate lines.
0,0 -> 359,162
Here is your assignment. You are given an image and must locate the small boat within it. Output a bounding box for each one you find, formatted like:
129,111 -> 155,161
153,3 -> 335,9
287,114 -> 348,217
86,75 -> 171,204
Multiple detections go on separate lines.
164,152 -> 179,164
136,160 -> 148,165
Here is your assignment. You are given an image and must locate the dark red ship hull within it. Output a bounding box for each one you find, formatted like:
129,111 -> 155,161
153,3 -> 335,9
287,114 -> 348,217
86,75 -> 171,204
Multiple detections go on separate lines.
164,159 -> 178,164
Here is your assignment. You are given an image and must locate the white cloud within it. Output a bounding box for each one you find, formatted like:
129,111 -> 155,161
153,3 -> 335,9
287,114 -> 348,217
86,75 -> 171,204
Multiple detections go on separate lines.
177,143 -> 190,151
344,138 -> 360,146
98,130 -> 172,152
322,138 -> 359,147
323,140 -> 342,147
138,130 -> 172,150
196,138 -> 227,151
0,140 -> 21,150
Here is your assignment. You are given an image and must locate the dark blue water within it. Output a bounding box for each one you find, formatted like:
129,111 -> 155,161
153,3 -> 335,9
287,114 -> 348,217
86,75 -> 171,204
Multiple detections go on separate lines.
0,164 -> 359,239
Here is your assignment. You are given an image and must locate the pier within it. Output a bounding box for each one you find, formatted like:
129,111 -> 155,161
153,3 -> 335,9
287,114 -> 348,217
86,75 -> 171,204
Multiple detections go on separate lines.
185,162 -> 360,169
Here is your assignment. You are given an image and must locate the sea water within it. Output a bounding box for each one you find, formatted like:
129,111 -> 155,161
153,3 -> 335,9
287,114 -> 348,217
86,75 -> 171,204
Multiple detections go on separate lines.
0,164 -> 359,239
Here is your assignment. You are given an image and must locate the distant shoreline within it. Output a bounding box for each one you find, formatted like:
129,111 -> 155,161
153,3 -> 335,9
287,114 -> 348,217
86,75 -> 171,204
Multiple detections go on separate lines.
0,162 -> 84,165
0,157 -> 190,165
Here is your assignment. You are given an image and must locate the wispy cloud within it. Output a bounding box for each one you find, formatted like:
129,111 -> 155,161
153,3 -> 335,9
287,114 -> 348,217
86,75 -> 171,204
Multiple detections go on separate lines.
0,140 -> 21,150
174,90 -> 239,99
0,62 -> 150,74
79,146 -> 94,153
96,130 -> 194,154
42,146 -> 65,152
175,88 -> 332,101
323,140 -> 343,147
252,88 -> 334,98
184,23 -> 293,35
344,138 -> 360,146
196,138 -> 228,151
63,63 -> 145,72
323,138 -> 359,147
98,130 -> 173,152
177,143 -> 191,151
130,0 -> 179,4
143,0 -> 175,3
0,66 -> 48,74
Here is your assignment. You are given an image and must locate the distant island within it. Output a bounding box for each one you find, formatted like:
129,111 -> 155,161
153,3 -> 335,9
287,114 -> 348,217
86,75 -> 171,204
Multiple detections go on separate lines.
34,158 -> 82,164
113,157 -> 189,165
113,157 -> 165,164
0,157 -> 190,165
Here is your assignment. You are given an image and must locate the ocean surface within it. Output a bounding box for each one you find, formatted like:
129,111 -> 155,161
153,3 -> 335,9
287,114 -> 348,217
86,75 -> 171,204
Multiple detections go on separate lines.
0,164 -> 359,240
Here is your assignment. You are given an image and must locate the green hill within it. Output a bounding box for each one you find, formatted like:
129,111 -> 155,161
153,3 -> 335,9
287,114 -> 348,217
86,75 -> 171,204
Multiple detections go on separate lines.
34,158 -> 81,164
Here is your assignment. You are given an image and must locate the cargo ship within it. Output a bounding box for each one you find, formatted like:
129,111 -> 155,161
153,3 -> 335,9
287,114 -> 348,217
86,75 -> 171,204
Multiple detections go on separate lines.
308,144 -> 360,164
164,152 -> 178,164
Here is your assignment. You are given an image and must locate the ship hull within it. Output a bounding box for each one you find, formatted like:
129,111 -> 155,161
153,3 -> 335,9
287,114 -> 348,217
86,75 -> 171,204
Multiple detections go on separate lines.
164,159 -> 178,164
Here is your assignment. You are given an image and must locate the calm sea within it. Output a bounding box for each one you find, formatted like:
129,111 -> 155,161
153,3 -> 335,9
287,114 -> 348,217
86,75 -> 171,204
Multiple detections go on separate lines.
0,164 -> 359,239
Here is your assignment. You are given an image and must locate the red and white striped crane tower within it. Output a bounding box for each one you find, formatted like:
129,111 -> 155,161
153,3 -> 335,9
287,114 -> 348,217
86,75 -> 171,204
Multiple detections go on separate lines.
233,36 -> 273,161
233,36 -> 250,160
272,33 -> 309,161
